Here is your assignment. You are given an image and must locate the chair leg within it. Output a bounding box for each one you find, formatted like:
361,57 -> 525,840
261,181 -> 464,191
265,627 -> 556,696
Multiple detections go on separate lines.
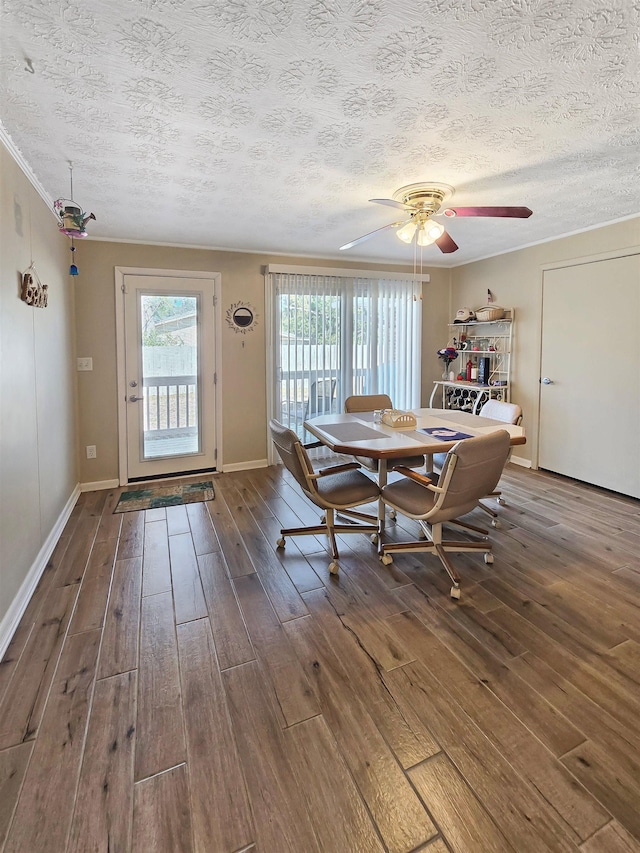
477,500 -> 498,519
434,543 -> 461,599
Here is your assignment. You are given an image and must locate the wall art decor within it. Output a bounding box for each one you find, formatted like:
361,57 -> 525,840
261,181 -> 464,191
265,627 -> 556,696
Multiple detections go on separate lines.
21,265 -> 48,307
226,300 -> 258,334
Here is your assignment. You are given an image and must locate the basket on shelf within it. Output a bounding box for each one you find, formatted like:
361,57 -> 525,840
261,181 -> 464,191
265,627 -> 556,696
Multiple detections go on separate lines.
475,305 -> 504,321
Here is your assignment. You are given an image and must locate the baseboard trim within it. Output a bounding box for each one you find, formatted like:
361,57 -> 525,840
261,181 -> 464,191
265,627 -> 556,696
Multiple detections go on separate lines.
0,483 -> 81,660
510,455 -> 532,469
80,479 -> 120,492
222,459 -> 268,473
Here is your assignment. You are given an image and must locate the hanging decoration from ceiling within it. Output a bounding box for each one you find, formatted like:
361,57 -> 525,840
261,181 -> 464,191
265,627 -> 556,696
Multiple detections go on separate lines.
53,162 -> 96,276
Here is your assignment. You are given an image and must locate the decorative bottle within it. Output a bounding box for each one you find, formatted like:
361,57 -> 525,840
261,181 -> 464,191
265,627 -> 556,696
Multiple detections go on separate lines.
471,359 -> 478,381
466,358 -> 473,381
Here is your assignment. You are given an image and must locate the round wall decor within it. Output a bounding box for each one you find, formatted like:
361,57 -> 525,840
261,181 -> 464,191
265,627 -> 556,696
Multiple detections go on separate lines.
226,301 -> 258,334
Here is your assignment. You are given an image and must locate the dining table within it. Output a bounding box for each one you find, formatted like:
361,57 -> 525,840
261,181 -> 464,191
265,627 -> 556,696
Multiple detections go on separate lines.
304,407 -> 526,535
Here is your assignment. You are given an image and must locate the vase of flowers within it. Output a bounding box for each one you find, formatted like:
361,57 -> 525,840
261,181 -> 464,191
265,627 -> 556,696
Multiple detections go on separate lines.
437,347 -> 458,379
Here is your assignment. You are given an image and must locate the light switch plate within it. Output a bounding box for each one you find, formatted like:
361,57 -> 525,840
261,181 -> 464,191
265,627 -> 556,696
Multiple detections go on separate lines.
77,357 -> 93,371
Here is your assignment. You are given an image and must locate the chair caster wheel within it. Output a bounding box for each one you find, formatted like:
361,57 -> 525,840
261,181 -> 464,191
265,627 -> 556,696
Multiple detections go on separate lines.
370,533 -> 378,545
450,586 -> 461,600
276,537 -> 286,548
491,518 -> 501,529
380,554 -> 393,566
497,497 -> 506,506
320,515 -> 326,524
329,561 -> 339,575
389,509 -> 396,520
484,553 -> 494,564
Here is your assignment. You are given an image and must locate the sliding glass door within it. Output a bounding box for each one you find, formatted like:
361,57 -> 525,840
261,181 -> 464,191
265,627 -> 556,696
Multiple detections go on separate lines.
270,271 -> 422,439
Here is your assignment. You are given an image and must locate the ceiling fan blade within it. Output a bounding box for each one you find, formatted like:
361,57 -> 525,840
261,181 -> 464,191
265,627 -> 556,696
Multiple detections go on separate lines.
339,220 -> 407,251
435,230 -> 459,254
369,198 -> 413,211
443,206 -> 532,218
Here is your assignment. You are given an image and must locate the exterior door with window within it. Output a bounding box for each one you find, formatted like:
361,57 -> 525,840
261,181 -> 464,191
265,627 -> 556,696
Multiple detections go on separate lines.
122,274 -> 217,480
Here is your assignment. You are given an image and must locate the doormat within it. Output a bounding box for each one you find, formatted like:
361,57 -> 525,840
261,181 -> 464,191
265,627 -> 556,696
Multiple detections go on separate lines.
113,481 -> 215,513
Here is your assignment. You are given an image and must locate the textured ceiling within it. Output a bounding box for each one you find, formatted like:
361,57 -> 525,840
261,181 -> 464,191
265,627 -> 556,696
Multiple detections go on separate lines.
1,0 -> 639,266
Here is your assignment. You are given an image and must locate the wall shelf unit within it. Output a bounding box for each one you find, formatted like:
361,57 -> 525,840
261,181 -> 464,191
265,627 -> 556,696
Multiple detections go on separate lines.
430,310 -> 514,414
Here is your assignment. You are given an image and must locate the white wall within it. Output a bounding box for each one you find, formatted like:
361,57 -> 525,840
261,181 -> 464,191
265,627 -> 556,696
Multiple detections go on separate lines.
0,143 -> 78,640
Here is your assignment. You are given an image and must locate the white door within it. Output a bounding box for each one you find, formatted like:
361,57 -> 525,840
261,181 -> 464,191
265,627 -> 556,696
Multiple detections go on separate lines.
539,254 -> 640,497
123,274 -> 217,480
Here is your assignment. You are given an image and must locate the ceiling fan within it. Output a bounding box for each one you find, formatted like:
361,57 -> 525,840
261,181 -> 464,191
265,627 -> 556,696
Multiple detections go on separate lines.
339,183 -> 532,254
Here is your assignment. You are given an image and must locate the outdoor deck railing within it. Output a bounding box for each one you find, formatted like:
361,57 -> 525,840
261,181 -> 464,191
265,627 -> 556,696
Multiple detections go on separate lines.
142,374 -> 197,435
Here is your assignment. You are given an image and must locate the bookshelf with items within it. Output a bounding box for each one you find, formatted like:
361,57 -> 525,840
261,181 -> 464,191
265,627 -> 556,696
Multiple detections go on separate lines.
430,308 -> 514,414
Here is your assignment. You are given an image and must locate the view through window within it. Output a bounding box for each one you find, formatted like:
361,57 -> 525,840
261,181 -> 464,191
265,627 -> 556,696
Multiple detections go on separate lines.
271,272 -> 422,439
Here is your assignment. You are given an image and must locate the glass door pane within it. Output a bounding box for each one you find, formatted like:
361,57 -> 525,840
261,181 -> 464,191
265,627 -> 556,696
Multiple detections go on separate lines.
140,293 -> 200,460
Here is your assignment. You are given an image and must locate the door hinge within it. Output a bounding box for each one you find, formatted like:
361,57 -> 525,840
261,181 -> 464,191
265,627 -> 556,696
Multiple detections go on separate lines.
214,448 -> 218,460
121,283 -> 127,293
213,372 -> 217,385
213,295 -> 217,306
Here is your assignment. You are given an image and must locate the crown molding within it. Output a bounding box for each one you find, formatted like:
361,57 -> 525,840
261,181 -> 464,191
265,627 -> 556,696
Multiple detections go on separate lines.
0,122 -> 57,218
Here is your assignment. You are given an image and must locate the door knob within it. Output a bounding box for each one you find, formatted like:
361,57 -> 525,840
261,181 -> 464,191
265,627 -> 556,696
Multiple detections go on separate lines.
129,395 -> 143,402
540,377 -> 554,385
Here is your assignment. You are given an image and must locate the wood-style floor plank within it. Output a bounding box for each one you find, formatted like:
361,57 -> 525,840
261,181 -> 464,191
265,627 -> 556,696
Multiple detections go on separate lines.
166,504 -> 190,536
142,519 -> 172,597
3,630 -> 101,853
67,670 -> 137,853
168,533 -> 208,624
95,487 -> 123,543
116,511 -> 145,560
176,618 -> 254,853
68,536 -> 118,635
0,743 -> 32,848
409,753 -> 515,853
185,501 -> 219,555
206,496 -> 256,578
233,573 -> 319,727
197,551 -> 255,670
135,591 -> 186,782
287,714 -> 387,853
581,821 -> 640,852
132,764 -> 193,853
222,660 -> 320,853
97,556 -> 142,680
0,584 -> 78,748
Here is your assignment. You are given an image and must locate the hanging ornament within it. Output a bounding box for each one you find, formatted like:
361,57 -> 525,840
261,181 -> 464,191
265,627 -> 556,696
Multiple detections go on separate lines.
69,240 -> 79,276
53,162 -> 95,275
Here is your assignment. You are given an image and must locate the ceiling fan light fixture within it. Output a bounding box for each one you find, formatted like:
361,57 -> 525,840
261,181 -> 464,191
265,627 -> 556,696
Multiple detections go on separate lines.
396,220 -> 417,243
415,219 -> 444,247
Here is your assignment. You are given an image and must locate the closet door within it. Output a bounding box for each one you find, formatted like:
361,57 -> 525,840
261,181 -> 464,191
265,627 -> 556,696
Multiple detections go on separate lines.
539,253 -> 640,497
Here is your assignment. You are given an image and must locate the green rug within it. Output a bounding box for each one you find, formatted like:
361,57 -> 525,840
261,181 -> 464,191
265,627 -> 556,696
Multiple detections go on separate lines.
113,481 -> 215,513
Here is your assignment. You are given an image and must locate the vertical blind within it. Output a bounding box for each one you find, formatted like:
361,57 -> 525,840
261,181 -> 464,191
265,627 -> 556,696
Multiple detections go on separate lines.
270,271 -> 422,439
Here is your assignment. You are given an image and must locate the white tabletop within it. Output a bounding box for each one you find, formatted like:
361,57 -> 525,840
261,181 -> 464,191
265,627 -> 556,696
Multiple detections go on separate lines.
304,407 -> 526,459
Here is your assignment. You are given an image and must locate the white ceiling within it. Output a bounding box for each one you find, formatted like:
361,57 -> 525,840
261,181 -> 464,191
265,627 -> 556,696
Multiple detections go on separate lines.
1,0 -> 639,266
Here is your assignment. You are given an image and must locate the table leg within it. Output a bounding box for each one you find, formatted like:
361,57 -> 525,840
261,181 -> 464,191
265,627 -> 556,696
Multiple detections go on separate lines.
377,459 -> 387,553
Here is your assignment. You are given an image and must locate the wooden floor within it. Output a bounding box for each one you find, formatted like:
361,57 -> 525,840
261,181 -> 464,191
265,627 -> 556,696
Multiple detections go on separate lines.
1,464 -> 640,852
